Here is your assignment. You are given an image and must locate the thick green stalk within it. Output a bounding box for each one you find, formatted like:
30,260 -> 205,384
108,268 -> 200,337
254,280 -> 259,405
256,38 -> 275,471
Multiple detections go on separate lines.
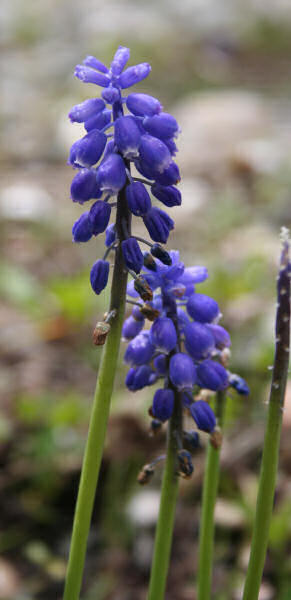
242,237 -> 290,600
197,390 -> 227,600
147,391 -> 181,600
63,187 -> 131,600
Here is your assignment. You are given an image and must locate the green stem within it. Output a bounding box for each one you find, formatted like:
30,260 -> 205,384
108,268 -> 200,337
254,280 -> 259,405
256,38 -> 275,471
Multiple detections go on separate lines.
147,391 -> 181,600
242,236 -> 290,600
197,390 -> 227,600
63,186 -> 131,600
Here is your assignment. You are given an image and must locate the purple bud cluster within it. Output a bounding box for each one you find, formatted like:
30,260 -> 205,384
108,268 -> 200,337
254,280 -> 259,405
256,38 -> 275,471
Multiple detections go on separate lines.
68,47 -> 181,295
123,251 -> 249,450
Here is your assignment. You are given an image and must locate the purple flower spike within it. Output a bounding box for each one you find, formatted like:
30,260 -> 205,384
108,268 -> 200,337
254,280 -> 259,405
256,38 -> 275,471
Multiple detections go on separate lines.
149,317 -> 177,353
110,46 -> 130,76
126,93 -> 162,117
125,365 -> 155,391
82,55 -> 109,73
122,315 -> 145,340
90,260 -> 110,295
152,388 -> 174,422
124,331 -> 155,366
139,135 -> 171,174
169,353 -> 197,390
196,359 -> 229,391
74,65 -> 110,87
68,98 -> 105,123
105,223 -> 116,247
72,212 -> 93,242
190,400 -> 216,433
96,154 -> 126,194
69,130 -> 107,168
70,168 -> 99,204
119,63 -> 151,88
143,113 -> 179,140
126,182 -> 151,216
184,322 -> 215,360
151,184 -> 181,207
122,238 -> 144,274
114,116 -> 141,159
187,293 -> 219,323
89,200 -> 111,235
85,109 -> 112,132
143,207 -> 174,244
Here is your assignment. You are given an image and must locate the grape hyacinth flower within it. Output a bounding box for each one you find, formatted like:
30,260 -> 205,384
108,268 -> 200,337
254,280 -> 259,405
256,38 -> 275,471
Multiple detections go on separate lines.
68,46 -> 181,297
122,250 -> 249,480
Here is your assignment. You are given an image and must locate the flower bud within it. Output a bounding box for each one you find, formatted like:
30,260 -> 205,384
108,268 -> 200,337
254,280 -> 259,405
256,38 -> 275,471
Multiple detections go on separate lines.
179,266 -> 208,285
143,252 -> 157,271
69,130 -> 107,168
82,55 -> 108,73
124,331 -> 155,366
68,98 -> 105,123
151,184 -> 181,207
122,238 -> 144,274
187,293 -> 219,324
126,93 -> 162,117
149,317 -> 177,353
184,322 -> 215,360
126,181 -> 151,216
96,153 -> 126,193
207,324 -> 231,349
89,200 -> 111,235
105,223 -> 116,247
125,364 -> 155,390
72,212 -> 93,242
169,353 -> 197,390
110,46 -> 130,75
190,400 -> 216,433
153,354 -> 167,375
139,135 -> 171,174
114,116 -> 141,158
154,161 -> 180,186
229,373 -> 250,395
90,260 -> 110,295
177,450 -> 194,479
102,86 -> 120,104
74,64 -> 110,87
70,168 -> 99,204
196,359 -> 228,391
85,109 -> 111,132
150,243 -> 172,265
122,315 -> 144,340
152,388 -> 174,422
143,112 -> 179,140
119,63 -> 151,88
143,207 -> 174,244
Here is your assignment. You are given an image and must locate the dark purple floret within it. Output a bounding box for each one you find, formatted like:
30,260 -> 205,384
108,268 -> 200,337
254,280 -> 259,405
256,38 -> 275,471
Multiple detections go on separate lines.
89,200 -> 111,235
90,260 -> 110,294
187,293 -> 219,324
84,109 -> 111,132
149,317 -> 177,353
122,315 -> 145,340
143,113 -> 179,140
229,373 -> 250,395
69,98 -> 105,123
105,223 -> 116,247
196,359 -> 228,391
114,116 -> 141,158
72,212 -> 93,242
122,238 -> 144,274
169,353 -> 197,390
126,365 -> 155,391
126,182 -> 151,216
124,331 -> 155,366
151,184 -> 182,207
126,93 -> 162,117
190,400 -> 216,433
69,130 -> 107,168
152,388 -> 174,422
96,153 -> 126,194
70,169 -> 100,204
143,207 -> 174,244
139,135 -> 172,174
119,63 -> 151,88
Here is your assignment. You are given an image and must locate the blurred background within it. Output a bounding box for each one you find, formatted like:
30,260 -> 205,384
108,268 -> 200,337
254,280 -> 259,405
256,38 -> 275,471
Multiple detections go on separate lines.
1,0 -> 291,598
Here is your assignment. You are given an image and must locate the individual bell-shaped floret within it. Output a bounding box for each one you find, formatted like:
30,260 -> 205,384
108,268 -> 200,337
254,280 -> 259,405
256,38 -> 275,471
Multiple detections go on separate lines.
184,322 -> 215,360
179,265 -> 208,286
74,64 -> 110,87
131,305 -> 145,321
119,63 -> 151,88
139,135 -> 171,174
90,260 -> 110,294
207,324 -> 231,350
96,153 -> 126,194
153,354 -> 167,375
85,109 -> 112,132
72,212 -> 93,242
126,365 -> 156,391
229,373 -> 250,395
164,138 -> 178,156
149,317 -> 177,353
82,55 -> 109,73
114,116 -> 141,159
196,359 -> 228,391
169,353 -> 197,390
68,98 -> 105,123
190,400 -> 216,433
151,184 -> 181,207
126,181 -> 151,216
69,130 -> 107,168
124,331 -> 155,366
152,388 -> 174,422
126,93 -> 162,117
105,223 -> 116,247
110,46 -> 130,76
143,207 -> 174,244
122,315 -> 145,340
70,168 -> 100,204
187,293 -> 219,323
89,200 -> 111,235
154,161 -> 180,186
143,112 -> 179,140
122,238 -> 144,274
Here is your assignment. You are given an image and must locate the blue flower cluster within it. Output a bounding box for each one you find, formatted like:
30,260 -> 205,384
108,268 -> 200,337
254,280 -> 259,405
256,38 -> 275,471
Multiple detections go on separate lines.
123,251 -> 249,473
68,47 -> 181,295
